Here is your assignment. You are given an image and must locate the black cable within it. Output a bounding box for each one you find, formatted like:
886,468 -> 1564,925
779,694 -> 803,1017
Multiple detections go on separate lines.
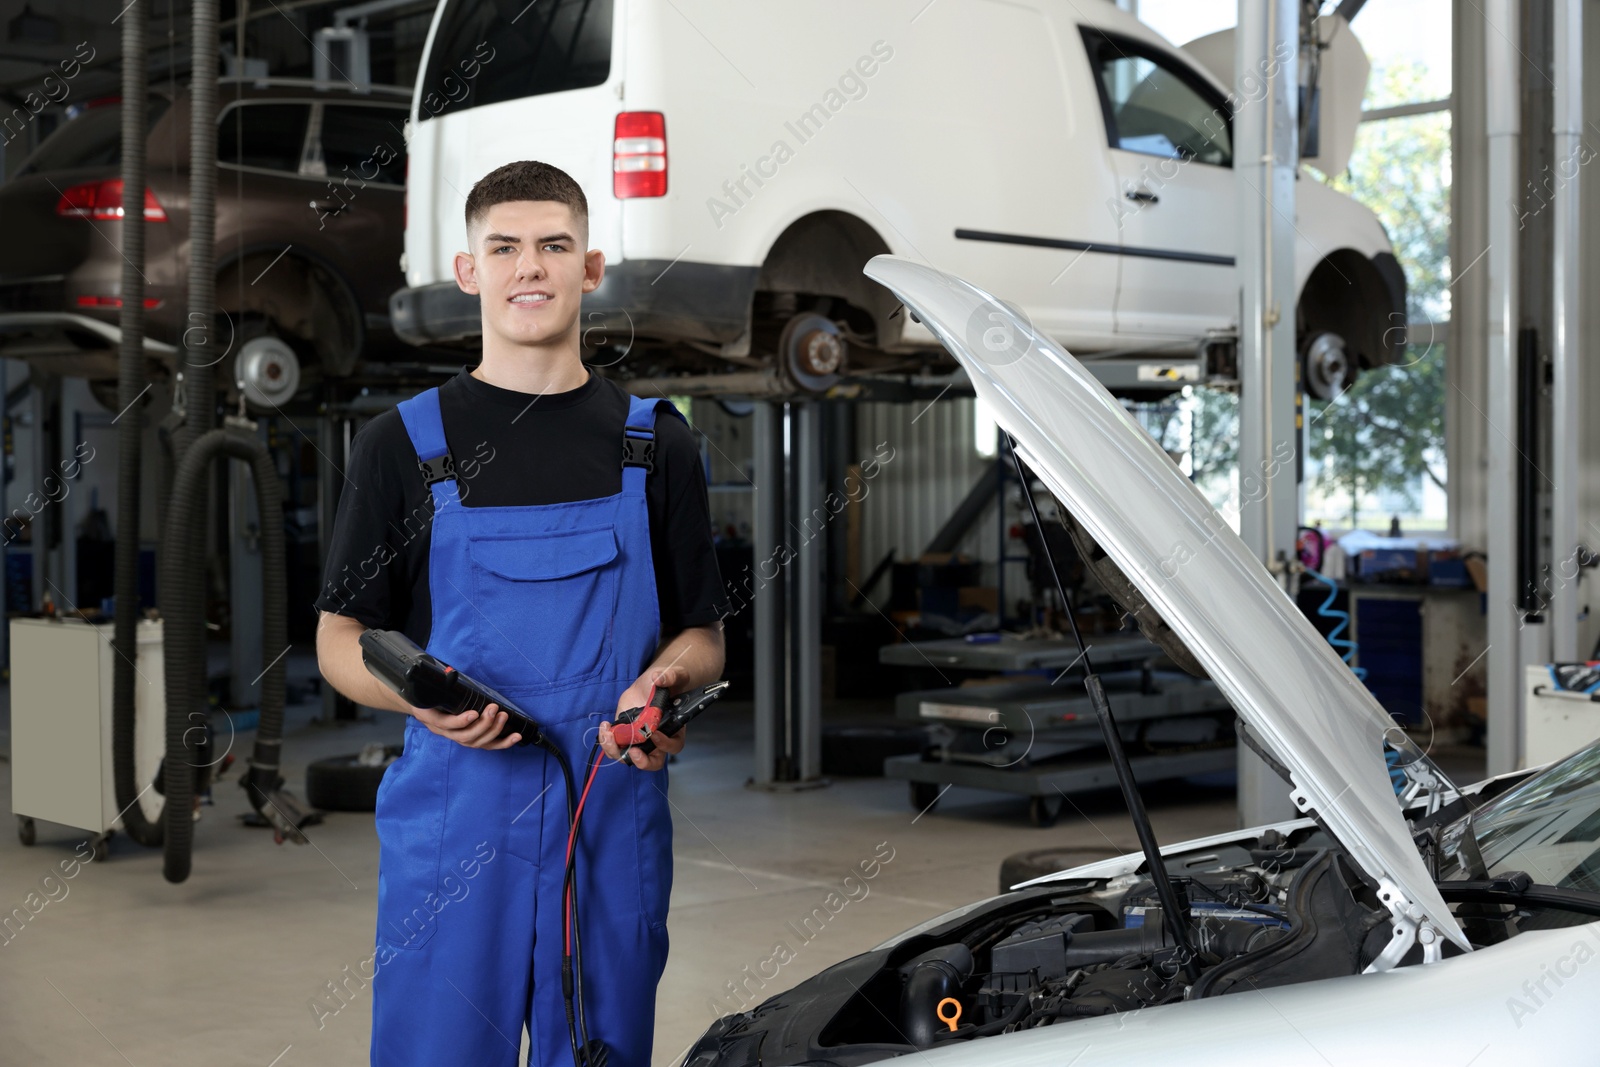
554,735 -> 610,1067
524,726 -> 609,1067
567,742 -> 604,1067
544,738 -> 584,1067
552,715 -> 668,1067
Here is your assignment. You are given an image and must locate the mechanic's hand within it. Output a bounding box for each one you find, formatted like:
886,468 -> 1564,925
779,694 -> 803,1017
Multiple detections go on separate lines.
411,703 -> 522,750
598,665 -> 689,771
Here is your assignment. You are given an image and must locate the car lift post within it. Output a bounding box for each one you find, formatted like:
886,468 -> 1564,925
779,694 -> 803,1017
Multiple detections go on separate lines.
1234,0 -> 1301,825
752,400 -> 825,787
1548,0 -> 1584,662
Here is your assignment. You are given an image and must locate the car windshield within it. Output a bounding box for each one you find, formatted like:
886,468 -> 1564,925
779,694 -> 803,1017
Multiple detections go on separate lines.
1439,740 -> 1600,892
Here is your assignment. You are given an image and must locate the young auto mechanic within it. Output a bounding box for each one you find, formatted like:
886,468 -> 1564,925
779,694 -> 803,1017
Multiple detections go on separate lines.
314,160 -> 728,1067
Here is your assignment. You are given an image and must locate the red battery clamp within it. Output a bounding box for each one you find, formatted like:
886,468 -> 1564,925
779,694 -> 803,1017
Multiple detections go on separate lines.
611,681 -> 729,754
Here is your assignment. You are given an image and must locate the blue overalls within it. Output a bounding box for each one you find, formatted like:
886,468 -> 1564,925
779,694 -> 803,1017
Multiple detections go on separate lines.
370,386 -> 679,1067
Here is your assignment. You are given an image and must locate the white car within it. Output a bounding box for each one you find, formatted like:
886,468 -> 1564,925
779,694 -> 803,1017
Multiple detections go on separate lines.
680,258 -> 1595,1065
392,1 -> 1401,398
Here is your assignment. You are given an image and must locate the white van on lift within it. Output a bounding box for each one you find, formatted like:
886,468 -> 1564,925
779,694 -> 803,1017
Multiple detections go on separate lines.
391,0 -> 1402,400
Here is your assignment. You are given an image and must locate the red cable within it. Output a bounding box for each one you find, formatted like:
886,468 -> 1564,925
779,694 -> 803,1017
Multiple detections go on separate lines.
564,751 -> 605,955
564,703 -> 657,965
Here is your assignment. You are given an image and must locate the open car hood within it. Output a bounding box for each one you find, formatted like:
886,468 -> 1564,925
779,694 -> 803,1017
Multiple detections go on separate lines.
862,256 -> 1467,956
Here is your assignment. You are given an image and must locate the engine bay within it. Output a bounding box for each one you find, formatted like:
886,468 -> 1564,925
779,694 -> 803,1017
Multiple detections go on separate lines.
686,825 -> 1444,1067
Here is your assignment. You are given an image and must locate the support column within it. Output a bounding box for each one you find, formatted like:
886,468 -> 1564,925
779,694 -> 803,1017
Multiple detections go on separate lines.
1484,0 -> 1523,774
318,410 -> 356,722
793,400 -> 823,783
1550,0 -> 1583,660
1449,0 -> 1489,553
229,421 -> 265,709
0,358 -> 6,671
752,400 -> 782,786
751,399 -> 825,787
1234,0 -> 1300,825
31,373 -> 60,611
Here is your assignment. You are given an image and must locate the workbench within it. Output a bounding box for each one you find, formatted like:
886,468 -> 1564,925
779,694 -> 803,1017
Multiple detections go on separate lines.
879,635 -> 1236,825
877,632 -> 1175,674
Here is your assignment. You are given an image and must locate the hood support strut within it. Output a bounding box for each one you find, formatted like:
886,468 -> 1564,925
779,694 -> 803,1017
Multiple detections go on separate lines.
1009,439 -> 1201,983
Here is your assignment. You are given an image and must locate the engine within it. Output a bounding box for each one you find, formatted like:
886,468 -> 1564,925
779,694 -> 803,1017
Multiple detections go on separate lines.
686,833 -> 1404,1067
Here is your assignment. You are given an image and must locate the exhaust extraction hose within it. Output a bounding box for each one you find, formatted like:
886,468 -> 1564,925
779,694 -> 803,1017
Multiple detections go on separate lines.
160,427 -> 296,883
111,0 -> 163,848
176,0 -> 217,458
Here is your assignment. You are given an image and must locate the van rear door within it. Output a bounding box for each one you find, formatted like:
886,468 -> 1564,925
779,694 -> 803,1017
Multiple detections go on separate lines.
406,0 -> 621,289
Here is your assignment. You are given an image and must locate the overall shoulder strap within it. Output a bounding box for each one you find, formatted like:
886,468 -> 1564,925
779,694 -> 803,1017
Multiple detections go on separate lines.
396,387 -> 459,501
621,395 -> 686,496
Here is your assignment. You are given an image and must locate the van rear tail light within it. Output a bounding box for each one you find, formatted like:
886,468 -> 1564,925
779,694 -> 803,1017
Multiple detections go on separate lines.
614,112 -> 666,198
55,179 -> 167,221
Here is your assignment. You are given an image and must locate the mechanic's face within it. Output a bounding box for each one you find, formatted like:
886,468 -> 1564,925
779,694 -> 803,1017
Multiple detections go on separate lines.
455,200 -> 603,353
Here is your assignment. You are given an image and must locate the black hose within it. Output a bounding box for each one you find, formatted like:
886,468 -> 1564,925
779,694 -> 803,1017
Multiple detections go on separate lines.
155,0 -> 224,884
176,0 -> 218,460
899,943 -> 973,1047
161,427 -> 288,883
111,0 -> 163,849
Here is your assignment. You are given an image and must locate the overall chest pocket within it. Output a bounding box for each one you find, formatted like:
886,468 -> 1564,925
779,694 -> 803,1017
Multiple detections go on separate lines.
466,526 -> 620,689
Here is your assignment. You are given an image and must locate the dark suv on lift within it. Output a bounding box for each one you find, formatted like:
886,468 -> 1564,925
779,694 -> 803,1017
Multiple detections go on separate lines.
0,78 -> 426,412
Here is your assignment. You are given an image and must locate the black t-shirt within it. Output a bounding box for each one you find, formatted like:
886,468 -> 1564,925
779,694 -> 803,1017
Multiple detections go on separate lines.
314,367 -> 728,647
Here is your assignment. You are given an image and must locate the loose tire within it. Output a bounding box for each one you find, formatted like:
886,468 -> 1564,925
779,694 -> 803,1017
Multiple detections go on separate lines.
304,749 -> 399,813
1027,794 -> 1064,828
998,845 -> 1126,892
821,724 -> 929,777
909,780 -> 943,813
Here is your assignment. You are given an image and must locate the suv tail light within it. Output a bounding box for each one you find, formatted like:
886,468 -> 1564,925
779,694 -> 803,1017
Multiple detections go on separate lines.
76,295 -> 162,308
55,179 -> 167,221
614,112 -> 666,198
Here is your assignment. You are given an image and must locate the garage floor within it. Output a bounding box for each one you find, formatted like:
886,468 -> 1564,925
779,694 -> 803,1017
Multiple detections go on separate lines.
1,649 -> 1436,1066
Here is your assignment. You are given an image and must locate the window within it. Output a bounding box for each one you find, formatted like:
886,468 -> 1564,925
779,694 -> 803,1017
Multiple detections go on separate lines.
17,97 -> 169,176
217,103 -> 311,174
319,105 -> 407,186
419,0 -> 613,121
1083,32 -> 1232,166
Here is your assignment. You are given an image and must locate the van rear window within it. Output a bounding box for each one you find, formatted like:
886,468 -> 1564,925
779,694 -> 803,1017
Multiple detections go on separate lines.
418,0 -> 613,120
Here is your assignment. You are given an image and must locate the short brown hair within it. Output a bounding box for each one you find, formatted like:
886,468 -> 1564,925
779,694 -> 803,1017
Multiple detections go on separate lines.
464,160 -> 588,241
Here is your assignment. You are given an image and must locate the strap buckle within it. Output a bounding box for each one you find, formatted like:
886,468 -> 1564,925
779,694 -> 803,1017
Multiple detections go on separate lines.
622,426 -> 655,472
419,453 -> 456,485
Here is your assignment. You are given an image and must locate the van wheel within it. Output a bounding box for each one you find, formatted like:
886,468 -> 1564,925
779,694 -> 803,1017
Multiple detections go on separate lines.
1301,331 -> 1351,402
